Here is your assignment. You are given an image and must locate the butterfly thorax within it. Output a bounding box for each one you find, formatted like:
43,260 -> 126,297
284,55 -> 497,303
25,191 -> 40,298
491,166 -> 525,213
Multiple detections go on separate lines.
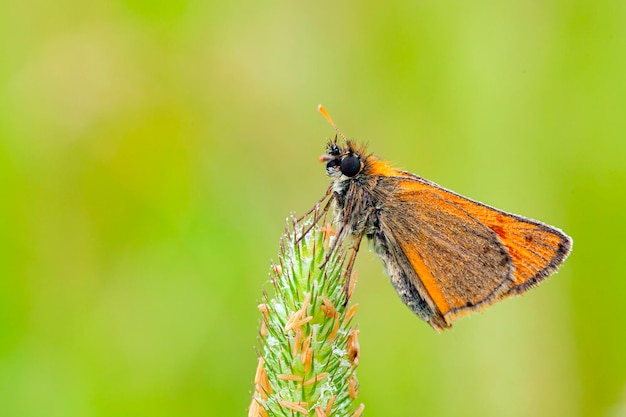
322,142 -> 393,238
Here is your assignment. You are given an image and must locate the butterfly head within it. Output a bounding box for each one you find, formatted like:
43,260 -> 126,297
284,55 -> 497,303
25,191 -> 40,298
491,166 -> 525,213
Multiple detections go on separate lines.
320,138 -> 365,178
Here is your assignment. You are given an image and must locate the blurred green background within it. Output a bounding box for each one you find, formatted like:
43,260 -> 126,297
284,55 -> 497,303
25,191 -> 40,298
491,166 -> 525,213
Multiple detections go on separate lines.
1,1 -> 625,416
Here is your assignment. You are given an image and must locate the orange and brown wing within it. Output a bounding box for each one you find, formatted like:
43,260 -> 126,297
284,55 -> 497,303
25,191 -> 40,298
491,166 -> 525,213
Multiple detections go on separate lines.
378,174 -> 572,327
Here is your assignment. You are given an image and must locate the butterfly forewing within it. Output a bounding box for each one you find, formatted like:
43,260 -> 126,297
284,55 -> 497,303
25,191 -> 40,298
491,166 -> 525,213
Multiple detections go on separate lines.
379,174 -> 571,325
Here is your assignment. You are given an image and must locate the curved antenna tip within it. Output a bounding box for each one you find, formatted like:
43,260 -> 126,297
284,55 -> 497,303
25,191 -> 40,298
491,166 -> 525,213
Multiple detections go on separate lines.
317,104 -> 346,142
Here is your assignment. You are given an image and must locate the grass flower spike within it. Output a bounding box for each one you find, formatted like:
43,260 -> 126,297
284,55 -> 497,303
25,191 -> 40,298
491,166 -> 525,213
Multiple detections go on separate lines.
249,208 -> 363,416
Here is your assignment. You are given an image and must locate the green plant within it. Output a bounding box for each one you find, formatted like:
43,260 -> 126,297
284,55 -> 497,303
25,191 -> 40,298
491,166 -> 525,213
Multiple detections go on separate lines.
249,211 -> 363,416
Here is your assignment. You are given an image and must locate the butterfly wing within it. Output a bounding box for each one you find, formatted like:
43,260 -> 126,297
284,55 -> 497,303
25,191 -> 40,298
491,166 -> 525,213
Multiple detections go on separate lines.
375,173 -> 572,328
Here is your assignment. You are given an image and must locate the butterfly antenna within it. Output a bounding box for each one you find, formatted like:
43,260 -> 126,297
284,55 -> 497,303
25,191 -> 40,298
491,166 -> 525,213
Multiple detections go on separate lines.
318,104 -> 348,143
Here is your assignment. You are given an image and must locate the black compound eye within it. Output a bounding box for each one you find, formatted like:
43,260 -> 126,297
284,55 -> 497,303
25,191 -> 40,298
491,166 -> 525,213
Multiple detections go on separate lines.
340,155 -> 361,177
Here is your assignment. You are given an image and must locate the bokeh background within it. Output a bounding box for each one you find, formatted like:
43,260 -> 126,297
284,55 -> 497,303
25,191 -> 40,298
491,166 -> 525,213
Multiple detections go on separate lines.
1,1 -> 625,416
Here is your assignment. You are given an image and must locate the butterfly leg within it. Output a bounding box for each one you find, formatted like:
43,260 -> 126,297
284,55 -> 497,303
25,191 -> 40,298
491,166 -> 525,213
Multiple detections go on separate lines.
341,233 -> 364,306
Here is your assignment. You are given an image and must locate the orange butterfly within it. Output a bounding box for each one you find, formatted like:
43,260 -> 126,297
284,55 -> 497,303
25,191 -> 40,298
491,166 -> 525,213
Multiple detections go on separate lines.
315,105 -> 572,330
